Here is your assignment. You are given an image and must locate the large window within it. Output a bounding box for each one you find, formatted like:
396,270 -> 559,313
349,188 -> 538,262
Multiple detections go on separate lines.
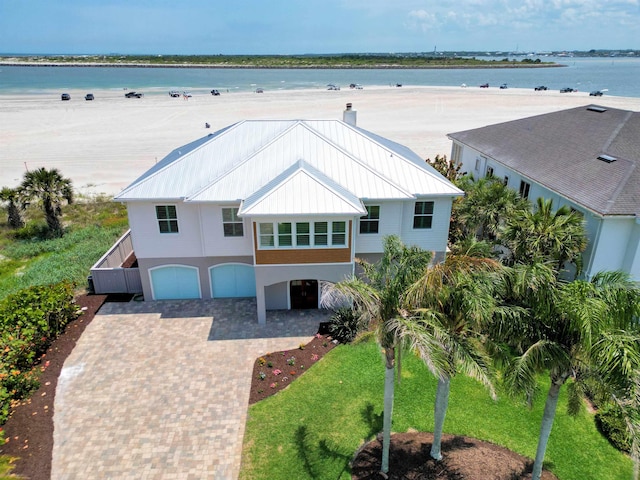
259,223 -> 274,247
451,143 -> 462,164
156,205 -> 178,234
360,206 -> 380,234
332,221 -> 346,245
257,221 -> 347,248
278,222 -> 292,246
222,208 -> 243,237
314,222 -> 328,246
296,222 -> 310,246
413,201 -> 434,229
519,180 -> 531,199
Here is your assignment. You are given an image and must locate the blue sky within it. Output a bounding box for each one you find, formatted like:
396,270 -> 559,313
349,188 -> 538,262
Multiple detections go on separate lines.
1,0 -> 638,54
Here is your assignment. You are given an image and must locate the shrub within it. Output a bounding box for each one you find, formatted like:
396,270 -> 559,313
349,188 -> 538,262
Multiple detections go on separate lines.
595,403 -> 631,453
0,281 -> 80,423
328,307 -> 362,343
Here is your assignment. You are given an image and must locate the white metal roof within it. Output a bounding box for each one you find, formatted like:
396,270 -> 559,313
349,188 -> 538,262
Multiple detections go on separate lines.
239,160 -> 366,216
115,119 -> 462,215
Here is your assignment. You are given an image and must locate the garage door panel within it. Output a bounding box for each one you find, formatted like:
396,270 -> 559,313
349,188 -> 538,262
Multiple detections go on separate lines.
151,266 -> 200,300
211,264 -> 256,298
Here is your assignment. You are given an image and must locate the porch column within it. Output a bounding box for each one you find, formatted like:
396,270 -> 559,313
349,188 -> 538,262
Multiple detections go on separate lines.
256,285 -> 267,325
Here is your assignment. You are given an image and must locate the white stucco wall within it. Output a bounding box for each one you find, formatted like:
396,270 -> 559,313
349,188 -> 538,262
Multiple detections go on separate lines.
200,204 -> 253,257
127,202 -> 204,258
589,217 -> 640,280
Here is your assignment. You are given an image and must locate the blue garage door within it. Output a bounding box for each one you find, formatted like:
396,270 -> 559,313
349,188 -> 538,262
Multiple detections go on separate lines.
150,266 -> 200,300
211,264 -> 256,298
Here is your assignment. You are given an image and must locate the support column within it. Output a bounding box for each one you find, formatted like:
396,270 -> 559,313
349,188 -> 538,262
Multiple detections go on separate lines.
256,285 -> 267,325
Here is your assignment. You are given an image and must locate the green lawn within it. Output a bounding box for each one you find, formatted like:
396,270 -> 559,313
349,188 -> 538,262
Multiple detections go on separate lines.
241,340 -> 632,480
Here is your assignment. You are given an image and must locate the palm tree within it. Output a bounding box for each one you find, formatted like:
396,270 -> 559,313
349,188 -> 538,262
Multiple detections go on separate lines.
500,269 -> 640,480
501,197 -> 586,276
321,235 -> 438,474
19,167 -> 73,236
404,250 -> 503,460
0,186 -> 24,228
452,175 -> 529,243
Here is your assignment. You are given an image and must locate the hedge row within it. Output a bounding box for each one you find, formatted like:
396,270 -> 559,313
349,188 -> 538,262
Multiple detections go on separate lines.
0,282 -> 80,424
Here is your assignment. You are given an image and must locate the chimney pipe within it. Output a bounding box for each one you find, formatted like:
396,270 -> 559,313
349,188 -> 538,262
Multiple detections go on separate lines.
343,103 -> 357,126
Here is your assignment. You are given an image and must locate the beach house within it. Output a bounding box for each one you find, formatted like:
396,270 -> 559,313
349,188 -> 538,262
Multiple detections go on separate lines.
94,105 -> 462,323
448,104 -> 640,280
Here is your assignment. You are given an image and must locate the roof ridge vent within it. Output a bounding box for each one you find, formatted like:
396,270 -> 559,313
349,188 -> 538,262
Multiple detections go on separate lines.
597,154 -> 617,163
588,106 -> 607,113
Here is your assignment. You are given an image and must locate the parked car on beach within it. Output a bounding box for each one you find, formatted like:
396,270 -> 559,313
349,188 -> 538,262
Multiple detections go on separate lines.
534,85 -> 548,91
327,84 -> 340,91
560,87 -> 576,93
125,91 -> 143,98
255,88 -> 264,93
589,90 -> 604,96
169,91 -> 180,97
480,83 -> 489,88
85,93 -> 94,101
211,89 -> 220,96
500,83 -> 508,89
61,93 -> 70,101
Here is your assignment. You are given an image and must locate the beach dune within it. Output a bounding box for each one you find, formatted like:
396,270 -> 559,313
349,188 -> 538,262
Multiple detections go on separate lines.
2,86 -> 639,196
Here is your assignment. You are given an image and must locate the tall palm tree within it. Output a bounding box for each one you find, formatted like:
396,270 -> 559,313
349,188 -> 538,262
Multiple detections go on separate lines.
321,235 -> 440,474
501,197 -> 586,276
19,167 -> 73,236
404,250 -> 503,460
0,186 -> 24,228
500,269 -> 640,480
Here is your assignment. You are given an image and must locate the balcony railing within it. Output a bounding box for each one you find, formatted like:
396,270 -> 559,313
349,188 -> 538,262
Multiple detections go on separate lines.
90,229 -> 142,295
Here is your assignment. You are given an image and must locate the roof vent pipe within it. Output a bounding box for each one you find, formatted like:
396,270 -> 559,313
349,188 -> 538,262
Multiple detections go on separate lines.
343,103 -> 357,126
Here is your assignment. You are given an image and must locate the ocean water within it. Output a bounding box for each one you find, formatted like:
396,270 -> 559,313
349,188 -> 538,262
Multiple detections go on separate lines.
0,57 -> 639,98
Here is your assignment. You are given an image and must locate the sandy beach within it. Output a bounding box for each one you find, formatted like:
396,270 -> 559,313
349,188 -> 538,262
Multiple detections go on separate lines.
2,86 -> 640,196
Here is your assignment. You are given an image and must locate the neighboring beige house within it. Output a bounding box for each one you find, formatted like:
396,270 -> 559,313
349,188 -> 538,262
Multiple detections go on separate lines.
448,104 -> 640,281
94,105 -> 462,323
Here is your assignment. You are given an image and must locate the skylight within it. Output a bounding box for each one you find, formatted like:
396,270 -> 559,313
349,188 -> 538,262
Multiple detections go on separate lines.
597,154 -> 617,163
588,106 -> 607,113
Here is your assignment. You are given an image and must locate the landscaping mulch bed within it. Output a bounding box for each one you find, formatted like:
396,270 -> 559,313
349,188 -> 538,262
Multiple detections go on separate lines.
351,431 -> 559,480
248,332 -> 338,404
0,293 -> 111,480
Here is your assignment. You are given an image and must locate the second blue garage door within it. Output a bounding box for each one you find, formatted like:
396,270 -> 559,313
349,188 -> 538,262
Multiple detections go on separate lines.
210,264 -> 256,298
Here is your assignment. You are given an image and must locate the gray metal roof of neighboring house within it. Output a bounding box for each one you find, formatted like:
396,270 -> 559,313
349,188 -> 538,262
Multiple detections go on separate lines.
115,119 -> 462,214
448,105 -> 640,216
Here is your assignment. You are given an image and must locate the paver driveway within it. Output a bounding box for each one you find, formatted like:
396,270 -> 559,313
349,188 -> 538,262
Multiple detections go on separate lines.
52,298 -> 330,479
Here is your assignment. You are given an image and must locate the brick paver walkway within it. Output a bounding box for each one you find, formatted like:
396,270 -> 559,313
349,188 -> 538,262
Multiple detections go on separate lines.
52,299 -> 330,479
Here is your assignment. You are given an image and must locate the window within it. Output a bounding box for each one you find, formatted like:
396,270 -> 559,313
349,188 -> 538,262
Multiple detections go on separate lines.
156,205 -> 178,233
278,222 -> 292,246
222,208 -> 243,237
259,223 -> 274,247
413,201 -> 434,229
519,180 -> 531,199
296,222 -> 310,246
257,220 -> 348,248
503,176 -> 509,186
451,143 -> 462,164
486,166 -> 494,177
332,221 -> 346,245
314,222 -> 328,246
360,206 -> 380,234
